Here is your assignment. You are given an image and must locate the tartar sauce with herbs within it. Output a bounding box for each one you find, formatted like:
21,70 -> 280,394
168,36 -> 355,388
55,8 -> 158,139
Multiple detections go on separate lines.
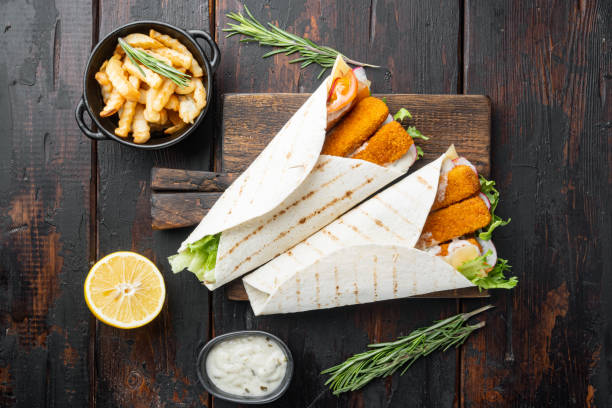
205,335 -> 287,397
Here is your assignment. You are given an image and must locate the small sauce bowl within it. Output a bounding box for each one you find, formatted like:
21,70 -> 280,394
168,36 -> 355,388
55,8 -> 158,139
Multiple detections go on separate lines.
75,20 -> 219,149
196,331 -> 294,405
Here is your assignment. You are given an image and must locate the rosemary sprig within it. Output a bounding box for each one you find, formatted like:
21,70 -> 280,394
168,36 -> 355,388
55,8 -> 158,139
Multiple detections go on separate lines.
118,38 -> 191,87
322,305 -> 493,395
223,6 -> 380,78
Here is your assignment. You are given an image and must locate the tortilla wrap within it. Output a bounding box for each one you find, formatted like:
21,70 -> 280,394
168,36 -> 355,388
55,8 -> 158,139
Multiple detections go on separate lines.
177,56 -> 415,289
243,147 -> 476,315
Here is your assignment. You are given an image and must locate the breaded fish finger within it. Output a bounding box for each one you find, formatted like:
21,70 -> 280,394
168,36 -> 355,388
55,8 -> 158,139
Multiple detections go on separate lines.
322,97 -> 388,157
432,165 -> 481,211
417,195 -> 491,248
352,121 -> 414,166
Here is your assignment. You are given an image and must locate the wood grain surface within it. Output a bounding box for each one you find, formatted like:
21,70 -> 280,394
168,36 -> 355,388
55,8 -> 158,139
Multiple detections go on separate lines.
94,1 -> 213,406
460,1 -> 612,407
0,1 -> 93,406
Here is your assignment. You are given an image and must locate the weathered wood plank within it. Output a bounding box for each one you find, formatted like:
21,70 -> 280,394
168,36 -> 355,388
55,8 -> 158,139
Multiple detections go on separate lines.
214,1 -> 462,406
151,168 -> 238,192
152,192 -> 222,230
0,0 -> 93,406
461,1 -> 612,407
95,1 -> 213,406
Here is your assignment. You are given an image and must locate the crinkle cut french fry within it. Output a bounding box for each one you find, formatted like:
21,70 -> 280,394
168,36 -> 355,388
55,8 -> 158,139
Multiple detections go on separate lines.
174,78 -> 195,95
178,95 -> 199,124
106,57 -> 140,101
99,60 -> 108,73
144,87 -> 161,123
123,57 -> 163,89
164,94 -> 179,111
190,58 -> 204,77
139,49 -> 173,66
123,33 -> 163,49
153,47 -> 192,69
100,88 -> 125,117
149,29 -> 190,55
192,78 -> 207,110
148,29 -> 203,77
132,104 -> 150,144
115,76 -> 140,137
95,71 -> 113,103
151,79 -> 176,112
112,45 -> 124,59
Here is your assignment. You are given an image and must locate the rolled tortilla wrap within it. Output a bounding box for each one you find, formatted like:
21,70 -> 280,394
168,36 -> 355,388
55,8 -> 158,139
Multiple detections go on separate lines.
171,56 -> 417,290
243,146 -> 480,315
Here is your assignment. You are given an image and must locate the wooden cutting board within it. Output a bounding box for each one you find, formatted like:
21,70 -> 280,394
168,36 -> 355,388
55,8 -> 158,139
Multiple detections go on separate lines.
152,93 -> 491,300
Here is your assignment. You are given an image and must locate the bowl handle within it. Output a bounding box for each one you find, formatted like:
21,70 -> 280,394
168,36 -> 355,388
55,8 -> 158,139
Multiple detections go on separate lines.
188,30 -> 220,74
75,97 -> 107,140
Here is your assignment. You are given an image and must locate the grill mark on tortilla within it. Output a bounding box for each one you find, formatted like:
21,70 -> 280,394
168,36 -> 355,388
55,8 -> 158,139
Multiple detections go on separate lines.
417,175 -> 433,189
322,229 -> 340,241
373,196 -> 416,227
221,161 -> 344,261
354,281 -> 360,304
219,224 -> 264,260
313,158 -> 332,171
304,240 -> 324,256
334,266 -> 340,306
392,254 -> 399,298
338,219 -> 372,242
230,178 -> 375,273
358,209 -> 405,241
372,255 -> 378,301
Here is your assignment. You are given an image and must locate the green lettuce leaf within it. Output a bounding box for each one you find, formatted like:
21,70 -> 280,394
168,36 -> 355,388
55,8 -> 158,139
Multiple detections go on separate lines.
457,250 -> 518,291
416,145 -> 424,159
393,108 -> 412,122
168,233 -> 221,283
406,126 -> 429,140
478,176 -> 511,240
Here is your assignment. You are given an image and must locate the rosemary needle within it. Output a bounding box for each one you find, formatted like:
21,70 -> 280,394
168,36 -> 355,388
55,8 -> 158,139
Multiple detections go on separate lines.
224,6 -> 380,78
322,305 -> 494,395
118,38 -> 191,87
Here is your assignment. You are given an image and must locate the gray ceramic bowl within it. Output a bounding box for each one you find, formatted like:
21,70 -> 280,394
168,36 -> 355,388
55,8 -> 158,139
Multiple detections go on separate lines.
75,20 -> 219,149
196,331 -> 293,404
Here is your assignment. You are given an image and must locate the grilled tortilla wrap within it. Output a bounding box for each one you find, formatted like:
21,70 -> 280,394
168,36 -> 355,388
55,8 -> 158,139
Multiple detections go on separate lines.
243,147 -> 483,315
171,56 -> 417,290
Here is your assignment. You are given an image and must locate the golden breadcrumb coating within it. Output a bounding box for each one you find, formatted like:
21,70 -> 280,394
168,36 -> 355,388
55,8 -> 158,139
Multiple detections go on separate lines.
418,195 -> 491,247
431,165 -> 481,210
322,97 -> 389,157
352,121 -> 414,165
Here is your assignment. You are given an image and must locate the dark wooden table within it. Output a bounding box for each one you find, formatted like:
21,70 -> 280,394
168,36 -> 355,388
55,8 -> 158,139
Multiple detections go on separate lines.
1,1 -> 610,407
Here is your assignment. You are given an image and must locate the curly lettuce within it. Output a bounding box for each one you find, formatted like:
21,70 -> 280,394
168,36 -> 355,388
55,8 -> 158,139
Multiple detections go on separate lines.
457,250 -> 517,291
478,176 -> 511,240
168,233 -> 221,283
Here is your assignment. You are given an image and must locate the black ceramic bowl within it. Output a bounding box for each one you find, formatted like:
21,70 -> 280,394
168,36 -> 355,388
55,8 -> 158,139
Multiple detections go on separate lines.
75,21 -> 219,149
196,331 -> 294,405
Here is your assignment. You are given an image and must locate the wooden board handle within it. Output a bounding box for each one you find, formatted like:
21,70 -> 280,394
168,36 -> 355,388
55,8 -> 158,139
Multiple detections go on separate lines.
151,168 -> 239,192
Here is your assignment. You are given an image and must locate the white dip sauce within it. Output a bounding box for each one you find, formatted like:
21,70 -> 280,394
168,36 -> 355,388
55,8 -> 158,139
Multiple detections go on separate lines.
205,335 -> 288,397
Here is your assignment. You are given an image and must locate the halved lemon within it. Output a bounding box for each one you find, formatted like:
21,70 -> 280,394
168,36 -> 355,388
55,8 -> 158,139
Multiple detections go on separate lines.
84,251 -> 166,329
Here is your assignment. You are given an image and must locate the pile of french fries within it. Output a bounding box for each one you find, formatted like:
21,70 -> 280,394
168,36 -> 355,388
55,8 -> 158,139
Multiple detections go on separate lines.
94,30 -> 207,143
